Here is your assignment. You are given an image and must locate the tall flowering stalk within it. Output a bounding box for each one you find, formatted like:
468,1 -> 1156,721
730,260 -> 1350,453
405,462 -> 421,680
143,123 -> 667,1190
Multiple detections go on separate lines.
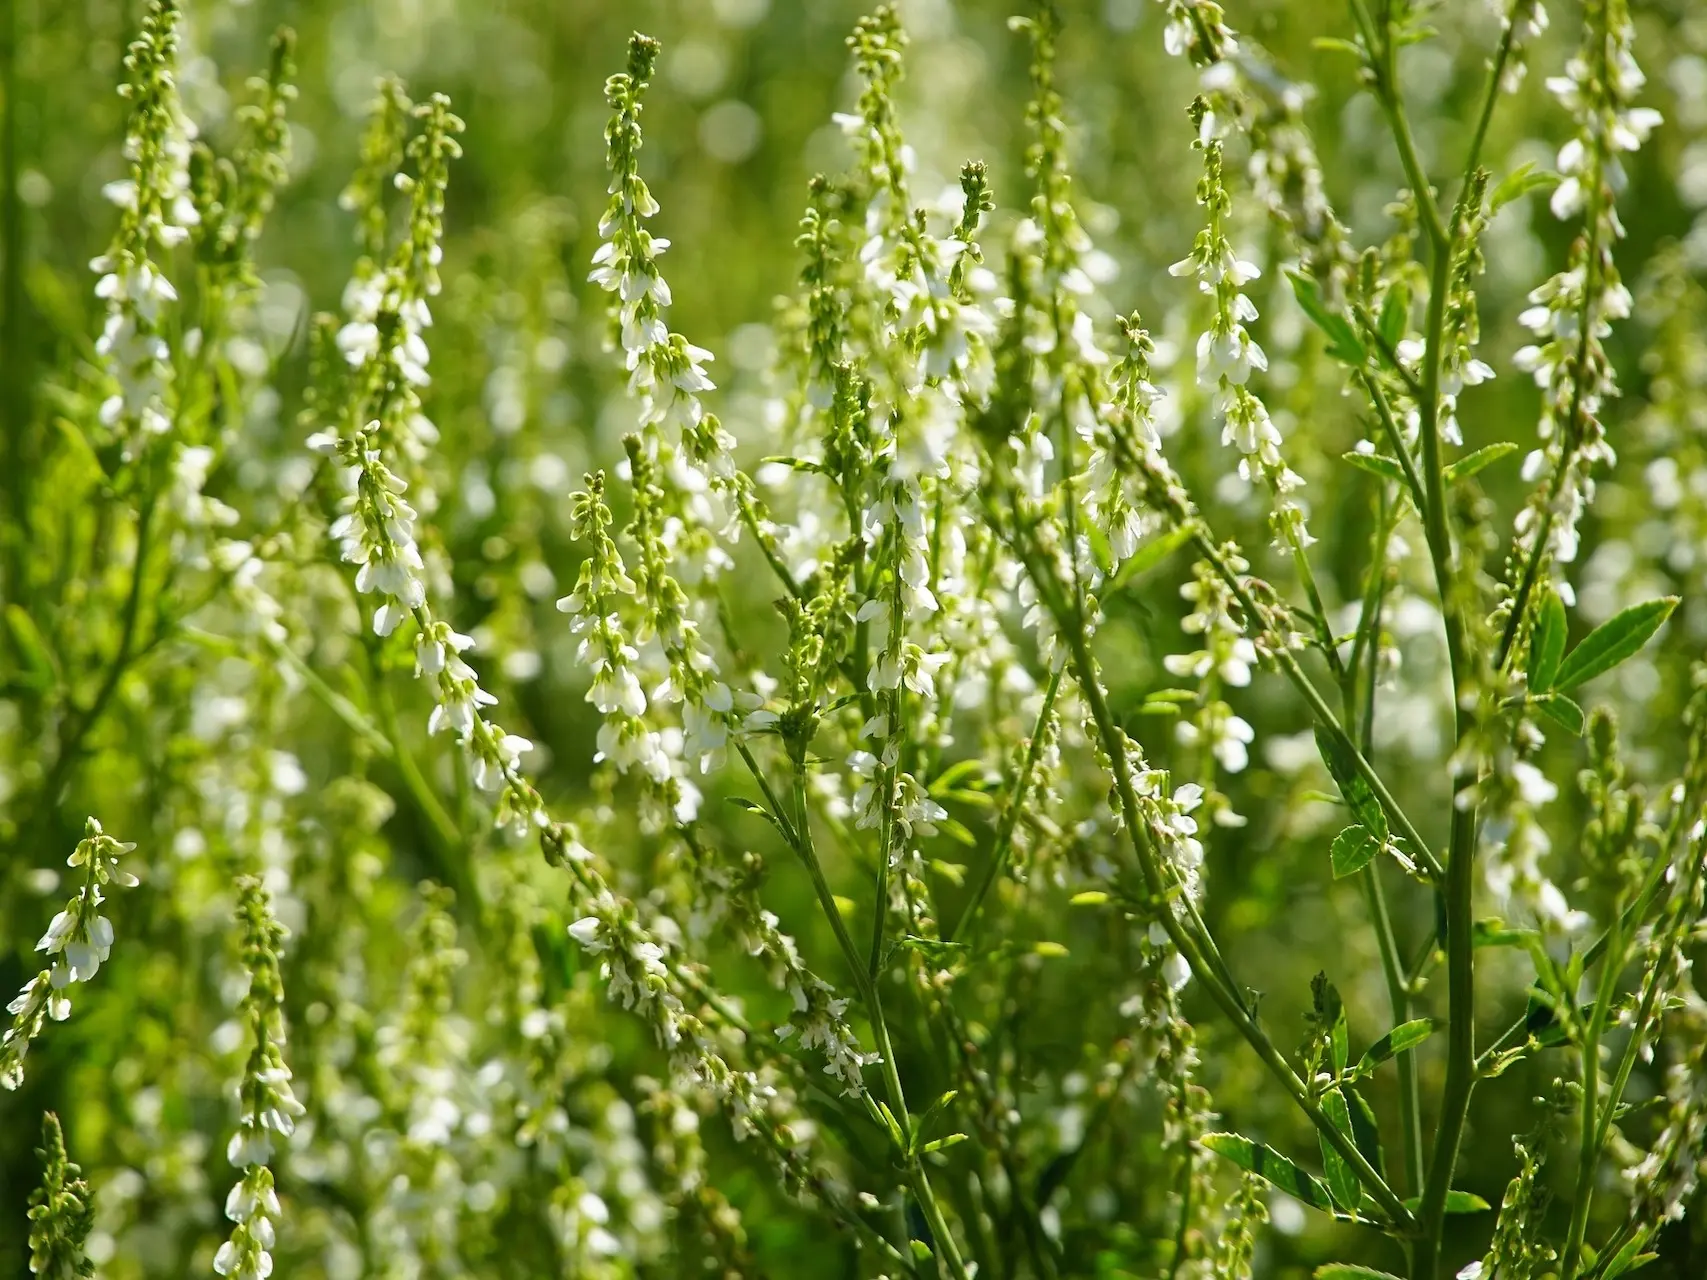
3,820 -> 138,1091
215,879 -> 301,1280
1499,0 -> 1661,637
26,1114 -> 95,1280
90,0 -> 197,452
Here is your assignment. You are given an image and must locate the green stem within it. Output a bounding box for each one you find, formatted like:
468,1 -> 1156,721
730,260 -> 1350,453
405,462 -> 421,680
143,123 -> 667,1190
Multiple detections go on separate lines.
1560,913 -> 1623,1280
788,770 -> 971,1280
1186,528 -> 1445,882
1028,529 -> 1412,1228
946,664 -> 1062,943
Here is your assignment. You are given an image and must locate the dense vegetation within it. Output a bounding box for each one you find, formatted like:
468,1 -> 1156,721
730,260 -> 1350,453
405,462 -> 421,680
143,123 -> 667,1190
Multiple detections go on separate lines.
3,1 -> 1706,1277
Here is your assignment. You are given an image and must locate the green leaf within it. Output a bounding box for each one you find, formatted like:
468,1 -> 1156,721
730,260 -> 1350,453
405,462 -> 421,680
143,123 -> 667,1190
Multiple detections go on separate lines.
1533,692 -> 1585,736
1401,1191 -> 1492,1214
1199,1133 -> 1334,1210
895,935 -> 970,966
725,795 -> 790,839
1553,597 -> 1679,691
920,1132 -> 969,1154
1472,918 -> 1543,950
1345,1088 -> 1386,1183
875,1099 -> 906,1150
1443,442 -> 1518,485
1318,1088 -> 1361,1212
1288,270 -> 1367,365
1110,522 -> 1194,591
1355,1018 -> 1438,1077
759,454 -> 826,473
1341,451 -> 1407,485
1491,162 -> 1560,212
929,758 -> 989,794
1314,729 -> 1388,840
1331,825 -> 1381,879
934,817 -> 978,847
1137,700 -> 1184,717
1528,588 -> 1568,693
1315,1267 -> 1404,1280
1599,1238 -> 1660,1280
1378,285 -> 1409,350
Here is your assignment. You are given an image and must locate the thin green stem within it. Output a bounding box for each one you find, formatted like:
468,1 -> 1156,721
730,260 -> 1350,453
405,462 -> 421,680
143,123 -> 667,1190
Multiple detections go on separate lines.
946,664 -> 1062,943
788,769 -> 971,1280
1358,370 -> 1430,517
1022,528 -> 1413,1229
1187,529 -> 1446,882
1561,914 -> 1625,1280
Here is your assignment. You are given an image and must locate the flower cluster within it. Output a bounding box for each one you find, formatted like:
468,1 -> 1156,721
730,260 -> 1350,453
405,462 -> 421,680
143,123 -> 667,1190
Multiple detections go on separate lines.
591,34 -> 734,480
3,820 -> 138,1091
1172,98 -> 1309,553
1506,0 -> 1659,592
215,879 -> 301,1280
89,0 -> 198,453
26,1114 -> 96,1280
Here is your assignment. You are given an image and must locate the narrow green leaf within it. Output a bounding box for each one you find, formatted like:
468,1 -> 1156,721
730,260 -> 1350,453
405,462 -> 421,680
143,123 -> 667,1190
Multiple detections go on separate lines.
1599,1239 -> 1660,1280
1443,441 -> 1518,485
1341,451 -> 1407,485
1110,522 -> 1194,591
1378,285 -> 1408,350
1331,825 -> 1381,879
1288,270 -> 1367,364
1553,598 -> 1679,690
934,817 -> 978,847
1137,701 -> 1184,717
1533,692 -> 1585,736
1199,1132 -> 1334,1210
1528,588 -> 1567,693
1315,1267 -> 1404,1280
1314,728 -> 1388,840
1355,1018 -> 1438,1077
1401,1191 -> 1492,1214
875,1100 -> 906,1151
929,758 -> 989,794
1318,1088 -> 1361,1212
725,795 -> 790,839
1491,161 -> 1560,212
1472,918 -> 1542,949
1345,1087 -> 1387,1183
